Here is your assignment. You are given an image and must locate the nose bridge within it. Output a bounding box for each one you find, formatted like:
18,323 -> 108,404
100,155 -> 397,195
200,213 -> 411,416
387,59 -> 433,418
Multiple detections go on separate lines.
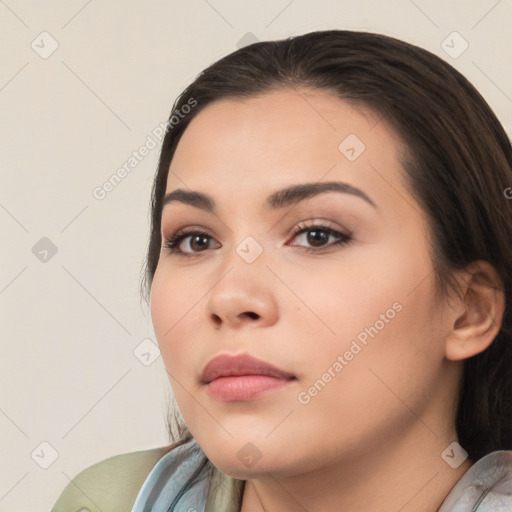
218,211 -> 268,272
205,231 -> 278,328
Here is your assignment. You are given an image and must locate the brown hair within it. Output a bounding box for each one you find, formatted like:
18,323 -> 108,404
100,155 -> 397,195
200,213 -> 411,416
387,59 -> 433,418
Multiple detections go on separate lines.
141,29 -> 512,462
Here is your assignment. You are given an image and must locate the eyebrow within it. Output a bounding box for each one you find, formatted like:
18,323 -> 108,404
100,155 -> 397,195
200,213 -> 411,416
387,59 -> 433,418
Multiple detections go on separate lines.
162,181 -> 377,213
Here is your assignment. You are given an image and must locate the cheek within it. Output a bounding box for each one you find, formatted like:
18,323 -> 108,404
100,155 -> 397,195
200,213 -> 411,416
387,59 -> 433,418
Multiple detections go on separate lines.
150,268 -> 172,347
286,237 -> 445,389
150,267 -> 200,373
278,249 -> 410,351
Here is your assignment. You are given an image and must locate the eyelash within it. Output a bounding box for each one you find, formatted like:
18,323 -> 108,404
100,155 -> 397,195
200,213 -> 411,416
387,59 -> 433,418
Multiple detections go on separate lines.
162,221 -> 352,258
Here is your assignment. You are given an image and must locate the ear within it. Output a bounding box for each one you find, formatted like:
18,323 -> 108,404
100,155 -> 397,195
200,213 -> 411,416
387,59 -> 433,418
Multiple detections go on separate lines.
445,260 -> 506,361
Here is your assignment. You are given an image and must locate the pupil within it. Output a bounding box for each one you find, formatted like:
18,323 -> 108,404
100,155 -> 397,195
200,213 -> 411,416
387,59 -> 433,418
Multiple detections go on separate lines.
307,230 -> 327,247
191,235 -> 209,251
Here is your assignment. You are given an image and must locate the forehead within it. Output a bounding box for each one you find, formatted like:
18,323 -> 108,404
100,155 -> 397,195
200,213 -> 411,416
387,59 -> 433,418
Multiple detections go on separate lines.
165,88 -> 409,208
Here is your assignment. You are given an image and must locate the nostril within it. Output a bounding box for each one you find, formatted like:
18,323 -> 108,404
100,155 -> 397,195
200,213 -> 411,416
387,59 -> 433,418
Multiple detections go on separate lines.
242,311 -> 259,320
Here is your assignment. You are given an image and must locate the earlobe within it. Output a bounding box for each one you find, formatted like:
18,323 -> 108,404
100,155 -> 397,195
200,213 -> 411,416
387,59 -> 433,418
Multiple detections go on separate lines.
445,261 -> 506,361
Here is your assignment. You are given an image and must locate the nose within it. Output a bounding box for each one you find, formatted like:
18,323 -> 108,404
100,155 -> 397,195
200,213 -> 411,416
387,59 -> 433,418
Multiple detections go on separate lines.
205,260 -> 279,330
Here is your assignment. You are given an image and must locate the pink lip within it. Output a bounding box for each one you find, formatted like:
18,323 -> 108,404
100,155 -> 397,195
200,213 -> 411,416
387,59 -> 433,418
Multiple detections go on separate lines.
201,353 -> 296,402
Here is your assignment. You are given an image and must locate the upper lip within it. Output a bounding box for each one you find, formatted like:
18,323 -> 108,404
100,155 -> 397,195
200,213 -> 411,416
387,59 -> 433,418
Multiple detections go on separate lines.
201,353 -> 296,384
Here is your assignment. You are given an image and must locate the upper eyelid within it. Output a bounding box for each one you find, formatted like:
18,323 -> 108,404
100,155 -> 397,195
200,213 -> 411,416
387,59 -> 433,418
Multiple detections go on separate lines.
161,210 -> 350,232
162,220 -> 347,238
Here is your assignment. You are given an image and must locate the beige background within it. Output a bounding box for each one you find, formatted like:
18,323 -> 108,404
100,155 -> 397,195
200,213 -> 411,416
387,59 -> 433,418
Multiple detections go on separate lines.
0,0 -> 511,510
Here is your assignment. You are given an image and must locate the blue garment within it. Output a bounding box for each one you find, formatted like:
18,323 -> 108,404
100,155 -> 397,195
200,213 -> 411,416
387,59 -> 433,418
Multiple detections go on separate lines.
130,438 -> 212,512
438,450 -> 512,511
130,437 -> 512,511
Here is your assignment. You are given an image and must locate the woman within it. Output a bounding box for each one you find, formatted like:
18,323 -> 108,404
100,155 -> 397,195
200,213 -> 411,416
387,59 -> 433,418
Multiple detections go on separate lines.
52,29 -> 512,511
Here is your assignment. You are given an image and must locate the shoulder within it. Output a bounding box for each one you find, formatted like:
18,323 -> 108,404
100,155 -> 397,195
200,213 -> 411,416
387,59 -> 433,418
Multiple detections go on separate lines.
439,451 -> 512,512
51,445 -> 171,512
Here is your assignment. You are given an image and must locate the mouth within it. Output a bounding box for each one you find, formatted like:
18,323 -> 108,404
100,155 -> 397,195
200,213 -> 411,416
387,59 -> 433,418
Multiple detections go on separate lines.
201,353 -> 297,402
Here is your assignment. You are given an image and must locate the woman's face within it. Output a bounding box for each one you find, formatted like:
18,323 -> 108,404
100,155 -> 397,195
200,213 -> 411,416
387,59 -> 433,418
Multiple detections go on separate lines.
150,88 -> 460,478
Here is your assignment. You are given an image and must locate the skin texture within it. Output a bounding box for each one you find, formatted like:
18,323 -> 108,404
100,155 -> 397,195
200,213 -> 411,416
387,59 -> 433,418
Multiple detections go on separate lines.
150,88 -> 504,511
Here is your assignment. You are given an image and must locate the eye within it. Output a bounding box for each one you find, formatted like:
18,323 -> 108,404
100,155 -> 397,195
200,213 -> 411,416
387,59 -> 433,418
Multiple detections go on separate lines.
162,229 -> 220,256
161,221 -> 352,258
287,222 -> 352,252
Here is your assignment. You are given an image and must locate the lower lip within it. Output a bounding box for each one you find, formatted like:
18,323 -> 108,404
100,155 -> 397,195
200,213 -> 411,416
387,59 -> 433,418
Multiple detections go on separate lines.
206,375 -> 294,402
